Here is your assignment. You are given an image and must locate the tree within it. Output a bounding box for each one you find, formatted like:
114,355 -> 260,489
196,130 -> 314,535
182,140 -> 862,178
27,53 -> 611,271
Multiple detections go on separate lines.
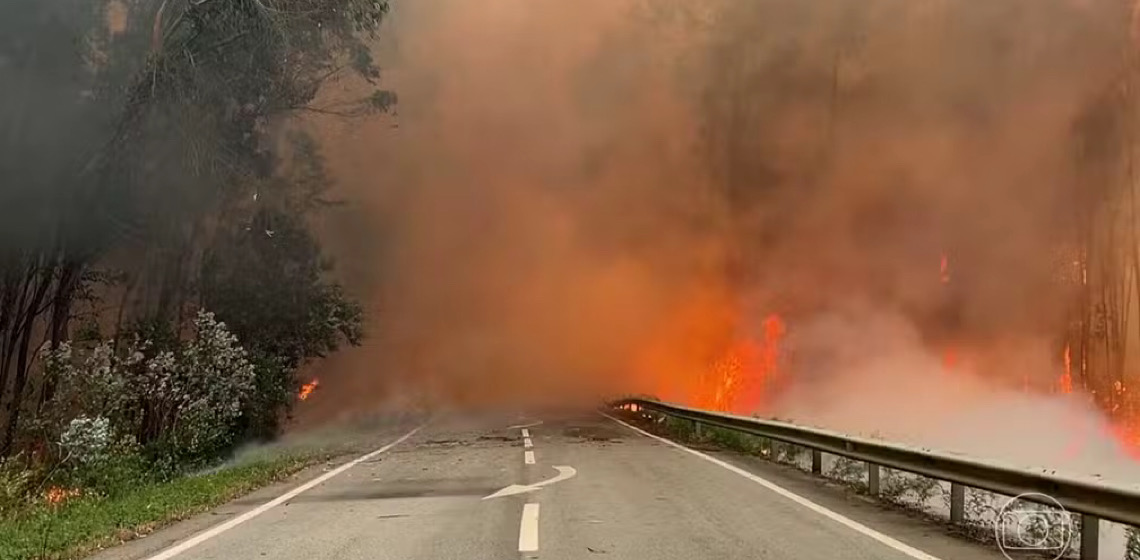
1,0 -> 393,455
0,0 -> 118,454
202,134 -> 363,439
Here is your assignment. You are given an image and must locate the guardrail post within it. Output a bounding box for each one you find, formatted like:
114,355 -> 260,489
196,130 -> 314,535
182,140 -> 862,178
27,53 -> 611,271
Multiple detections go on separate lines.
694,420 -> 703,440
1080,514 -> 1098,560
811,449 -> 822,474
949,483 -> 965,524
867,463 -> 880,495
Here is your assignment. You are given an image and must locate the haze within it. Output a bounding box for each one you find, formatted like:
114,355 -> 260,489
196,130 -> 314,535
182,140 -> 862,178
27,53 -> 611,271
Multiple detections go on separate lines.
295,0 -> 1140,479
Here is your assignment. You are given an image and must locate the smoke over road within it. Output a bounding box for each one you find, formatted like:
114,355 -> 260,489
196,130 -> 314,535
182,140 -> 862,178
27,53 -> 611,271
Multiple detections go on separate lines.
310,0 -> 726,413
302,0 -> 1140,477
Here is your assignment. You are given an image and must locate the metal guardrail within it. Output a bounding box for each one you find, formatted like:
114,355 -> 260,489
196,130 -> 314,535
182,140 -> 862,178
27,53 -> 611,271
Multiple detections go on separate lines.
612,398 -> 1140,560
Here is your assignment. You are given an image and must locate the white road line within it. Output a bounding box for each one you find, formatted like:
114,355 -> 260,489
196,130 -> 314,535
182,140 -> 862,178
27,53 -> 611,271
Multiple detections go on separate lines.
524,437 -> 533,448
521,428 -> 531,438
524,450 -> 536,464
519,503 -> 540,552
603,413 -> 944,560
143,424 -> 426,560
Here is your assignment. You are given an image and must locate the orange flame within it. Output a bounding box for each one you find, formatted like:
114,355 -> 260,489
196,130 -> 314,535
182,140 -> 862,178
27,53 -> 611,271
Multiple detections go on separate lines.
298,379 -> 320,401
701,314 -> 786,414
1058,344 -> 1073,395
45,487 -> 80,505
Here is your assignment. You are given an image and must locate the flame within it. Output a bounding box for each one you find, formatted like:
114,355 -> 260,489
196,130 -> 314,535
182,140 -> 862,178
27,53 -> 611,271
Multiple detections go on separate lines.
628,282 -> 739,406
45,487 -> 80,505
707,341 -> 747,412
298,379 -> 320,401
701,314 -> 786,414
1058,344 -> 1073,395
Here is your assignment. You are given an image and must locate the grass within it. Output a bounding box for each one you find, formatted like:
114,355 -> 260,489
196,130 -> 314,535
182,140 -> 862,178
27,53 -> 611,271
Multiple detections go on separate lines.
658,415 -> 778,459
0,454 -> 319,560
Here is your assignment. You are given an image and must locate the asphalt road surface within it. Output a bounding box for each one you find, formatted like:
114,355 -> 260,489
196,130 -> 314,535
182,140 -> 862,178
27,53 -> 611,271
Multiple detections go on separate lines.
91,411 -> 1009,560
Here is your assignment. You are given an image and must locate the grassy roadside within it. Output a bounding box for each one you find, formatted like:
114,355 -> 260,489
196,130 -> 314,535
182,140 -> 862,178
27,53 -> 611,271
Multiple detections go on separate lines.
0,453 -> 322,560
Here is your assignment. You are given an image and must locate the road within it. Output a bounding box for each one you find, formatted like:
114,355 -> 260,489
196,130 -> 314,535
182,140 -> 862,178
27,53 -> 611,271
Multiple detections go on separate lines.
91,411 -> 1007,560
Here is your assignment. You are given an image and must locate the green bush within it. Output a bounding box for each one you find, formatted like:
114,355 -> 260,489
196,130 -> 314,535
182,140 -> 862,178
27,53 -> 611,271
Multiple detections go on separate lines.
664,417 -> 697,441
0,454 -> 33,518
66,444 -> 151,499
710,427 -> 759,453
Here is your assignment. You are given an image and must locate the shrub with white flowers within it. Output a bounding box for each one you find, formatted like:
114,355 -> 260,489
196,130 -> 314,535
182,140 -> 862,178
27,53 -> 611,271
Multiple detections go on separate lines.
59,416 -> 112,464
41,310 -> 256,468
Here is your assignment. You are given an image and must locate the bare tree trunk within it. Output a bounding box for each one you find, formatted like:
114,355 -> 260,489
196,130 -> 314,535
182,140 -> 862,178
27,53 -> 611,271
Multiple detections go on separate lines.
37,260 -> 82,411
0,264 -> 53,454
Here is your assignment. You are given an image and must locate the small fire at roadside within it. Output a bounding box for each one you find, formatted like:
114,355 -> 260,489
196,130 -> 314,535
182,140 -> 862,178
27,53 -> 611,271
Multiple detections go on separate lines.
44,487 -> 80,505
298,379 -> 320,401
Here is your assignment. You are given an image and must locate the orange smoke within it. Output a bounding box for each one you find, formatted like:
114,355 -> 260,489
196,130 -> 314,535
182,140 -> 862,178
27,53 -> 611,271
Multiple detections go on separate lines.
942,348 -> 958,373
1114,421 -> 1140,460
298,379 -> 320,401
629,282 -> 738,407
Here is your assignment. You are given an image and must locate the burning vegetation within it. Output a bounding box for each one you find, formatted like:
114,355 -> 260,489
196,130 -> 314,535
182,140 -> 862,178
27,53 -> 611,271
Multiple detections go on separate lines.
43,487 -> 81,506
295,0 -> 1140,467
298,380 -> 321,402
673,246 -> 1140,459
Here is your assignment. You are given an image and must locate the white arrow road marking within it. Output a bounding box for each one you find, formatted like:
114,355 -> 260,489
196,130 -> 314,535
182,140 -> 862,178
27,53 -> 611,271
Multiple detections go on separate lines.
142,424 -> 425,560
508,420 -> 544,430
521,428 -> 530,438
519,503 -> 540,552
483,466 -> 577,499
523,437 -> 533,448
524,450 -> 535,465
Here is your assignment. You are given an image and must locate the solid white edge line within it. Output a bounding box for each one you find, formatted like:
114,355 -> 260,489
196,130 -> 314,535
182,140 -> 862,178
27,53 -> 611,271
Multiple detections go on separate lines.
521,428 -> 531,438
143,424 -> 426,560
602,413 -> 945,560
524,437 -> 534,448
524,450 -> 536,465
519,503 -> 540,552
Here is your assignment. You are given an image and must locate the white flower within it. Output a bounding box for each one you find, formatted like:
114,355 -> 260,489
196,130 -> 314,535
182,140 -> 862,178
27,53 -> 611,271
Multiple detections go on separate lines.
60,416 -> 111,464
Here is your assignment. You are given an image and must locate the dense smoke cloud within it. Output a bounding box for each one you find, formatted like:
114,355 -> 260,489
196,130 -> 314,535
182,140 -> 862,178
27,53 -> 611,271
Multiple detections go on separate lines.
303,0 -> 1140,476
308,0 -> 727,415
